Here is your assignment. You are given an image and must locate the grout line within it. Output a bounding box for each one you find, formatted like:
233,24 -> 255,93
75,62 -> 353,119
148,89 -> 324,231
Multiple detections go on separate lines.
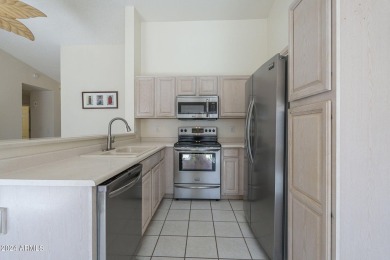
211,201 -> 220,260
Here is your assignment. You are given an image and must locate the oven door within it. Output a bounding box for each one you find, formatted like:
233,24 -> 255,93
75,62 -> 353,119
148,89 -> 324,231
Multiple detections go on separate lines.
174,148 -> 221,184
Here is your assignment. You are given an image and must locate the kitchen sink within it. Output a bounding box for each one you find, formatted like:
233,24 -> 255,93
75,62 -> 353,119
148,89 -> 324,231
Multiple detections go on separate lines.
82,146 -> 157,158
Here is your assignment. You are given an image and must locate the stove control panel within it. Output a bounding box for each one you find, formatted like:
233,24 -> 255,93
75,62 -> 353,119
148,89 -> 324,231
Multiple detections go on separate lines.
178,127 -> 217,136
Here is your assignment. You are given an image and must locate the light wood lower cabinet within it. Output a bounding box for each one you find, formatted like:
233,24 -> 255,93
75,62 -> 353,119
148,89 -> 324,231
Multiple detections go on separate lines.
288,100 -> 332,260
141,149 -> 167,234
142,171 -> 152,233
221,148 -> 244,196
151,162 -> 160,215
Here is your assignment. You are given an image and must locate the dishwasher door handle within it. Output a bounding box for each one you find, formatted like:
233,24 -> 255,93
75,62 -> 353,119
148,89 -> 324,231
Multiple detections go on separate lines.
108,171 -> 142,198
175,184 -> 220,189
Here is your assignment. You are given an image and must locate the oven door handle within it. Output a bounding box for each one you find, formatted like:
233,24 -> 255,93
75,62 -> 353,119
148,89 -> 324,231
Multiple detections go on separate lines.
174,148 -> 220,152
175,184 -> 220,189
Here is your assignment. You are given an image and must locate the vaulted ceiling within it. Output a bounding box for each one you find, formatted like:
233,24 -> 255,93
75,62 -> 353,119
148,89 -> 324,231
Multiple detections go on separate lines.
0,0 -> 275,81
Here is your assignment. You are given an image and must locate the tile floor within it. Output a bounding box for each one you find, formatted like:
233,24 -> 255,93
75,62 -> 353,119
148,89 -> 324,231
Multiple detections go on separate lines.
135,199 -> 269,260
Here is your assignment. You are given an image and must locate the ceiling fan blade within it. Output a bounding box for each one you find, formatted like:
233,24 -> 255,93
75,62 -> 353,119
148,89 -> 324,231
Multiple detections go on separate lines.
0,0 -> 46,19
0,16 -> 34,40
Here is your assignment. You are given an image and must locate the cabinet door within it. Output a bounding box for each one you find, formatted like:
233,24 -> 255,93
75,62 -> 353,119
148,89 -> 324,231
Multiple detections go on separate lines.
218,76 -> 249,118
221,149 -> 240,195
288,101 -> 331,260
151,163 -> 160,214
135,77 -> 155,118
289,0 -> 331,101
155,77 -> 176,117
159,160 -> 165,202
177,77 -> 196,95
142,171 -> 152,234
197,76 -> 218,96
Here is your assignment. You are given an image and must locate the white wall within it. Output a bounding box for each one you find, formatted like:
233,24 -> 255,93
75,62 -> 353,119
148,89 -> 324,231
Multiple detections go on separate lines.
267,0 -> 293,58
125,7 -> 142,133
61,44 -> 128,137
141,19 -> 268,75
140,119 -> 245,141
138,19 -> 267,139
339,0 -> 390,258
0,49 -> 60,140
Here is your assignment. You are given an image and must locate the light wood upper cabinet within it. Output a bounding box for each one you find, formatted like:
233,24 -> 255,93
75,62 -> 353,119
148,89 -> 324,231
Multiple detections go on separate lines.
136,77 -> 176,118
289,0 -> 331,101
176,76 -> 218,96
155,77 -> 176,118
135,77 -> 155,118
176,77 -> 196,95
288,100 -> 331,260
218,76 -> 249,118
197,76 -> 218,95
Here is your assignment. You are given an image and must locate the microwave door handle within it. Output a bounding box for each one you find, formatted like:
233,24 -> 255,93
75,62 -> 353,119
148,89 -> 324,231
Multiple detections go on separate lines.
206,99 -> 209,118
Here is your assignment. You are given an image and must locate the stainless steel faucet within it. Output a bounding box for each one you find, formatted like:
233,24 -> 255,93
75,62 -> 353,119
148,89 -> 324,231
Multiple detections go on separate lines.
106,117 -> 131,151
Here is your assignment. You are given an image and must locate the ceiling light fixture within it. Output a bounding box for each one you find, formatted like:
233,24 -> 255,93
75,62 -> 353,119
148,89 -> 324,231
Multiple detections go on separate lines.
0,0 -> 46,41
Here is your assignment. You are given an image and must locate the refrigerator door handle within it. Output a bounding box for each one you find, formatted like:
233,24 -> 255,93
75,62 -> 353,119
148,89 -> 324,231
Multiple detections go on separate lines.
246,98 -> 255,164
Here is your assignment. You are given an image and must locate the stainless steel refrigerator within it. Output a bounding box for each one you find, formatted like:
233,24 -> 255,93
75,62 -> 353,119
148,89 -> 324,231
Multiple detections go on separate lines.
243,53 -> 287,260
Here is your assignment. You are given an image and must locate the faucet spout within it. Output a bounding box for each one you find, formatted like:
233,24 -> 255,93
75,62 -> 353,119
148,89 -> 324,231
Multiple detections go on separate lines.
106,117 -> 131,151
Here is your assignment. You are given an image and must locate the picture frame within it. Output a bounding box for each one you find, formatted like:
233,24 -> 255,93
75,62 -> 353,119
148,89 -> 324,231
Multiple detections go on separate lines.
82,91 -> 118,109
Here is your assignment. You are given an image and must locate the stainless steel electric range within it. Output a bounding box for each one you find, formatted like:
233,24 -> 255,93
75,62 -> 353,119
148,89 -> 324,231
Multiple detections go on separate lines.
173,126 -> 221,200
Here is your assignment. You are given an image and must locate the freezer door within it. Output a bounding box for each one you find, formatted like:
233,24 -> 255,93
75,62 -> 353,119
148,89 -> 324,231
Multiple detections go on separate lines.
250,54 -> 286,260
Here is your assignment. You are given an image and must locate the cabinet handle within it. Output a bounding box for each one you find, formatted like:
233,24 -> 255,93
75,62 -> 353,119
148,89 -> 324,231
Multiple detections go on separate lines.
0,208 -> 7,235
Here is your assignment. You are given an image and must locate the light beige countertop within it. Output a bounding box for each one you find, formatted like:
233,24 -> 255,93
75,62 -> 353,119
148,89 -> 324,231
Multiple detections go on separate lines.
0,141 -> 242,187
0,143 -> 171,187
220,142 -> 245,148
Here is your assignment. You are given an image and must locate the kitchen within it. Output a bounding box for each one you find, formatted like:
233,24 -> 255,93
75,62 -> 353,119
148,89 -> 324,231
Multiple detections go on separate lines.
0,0 -> 389,260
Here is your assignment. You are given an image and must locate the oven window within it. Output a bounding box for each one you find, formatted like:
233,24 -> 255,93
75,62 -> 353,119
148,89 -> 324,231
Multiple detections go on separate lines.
178,102 -> 206,114
179,153 -> 216,171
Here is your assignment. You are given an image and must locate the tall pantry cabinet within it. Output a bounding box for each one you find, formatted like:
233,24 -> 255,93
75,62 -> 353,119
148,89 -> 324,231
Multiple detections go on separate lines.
288,0 -> 333,259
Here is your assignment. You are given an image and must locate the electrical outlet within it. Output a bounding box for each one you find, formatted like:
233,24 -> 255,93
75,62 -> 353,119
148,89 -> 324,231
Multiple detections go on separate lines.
155,126 -> 160,133
230,126 -> 235,132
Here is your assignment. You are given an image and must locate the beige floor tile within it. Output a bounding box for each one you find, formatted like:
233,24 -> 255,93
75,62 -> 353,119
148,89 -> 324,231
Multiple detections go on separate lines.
185,236 -> 218,258
152,209 -> 168,221
144,220 -> 164,236
171,200 -> 191,209
216,237 -> 251,259
188,221 -> 215,236
229,199 -> 244,210
136,235 -> 158,256
160,220 -> 188,236
234,210 -> 247,222
214,221 -> 243,237
245,238 -> 269,259
189,209 -> 212,221
191,200 -> 211,209
153,236 -> 186,257
212,209 -> 236,221
166,209 -> 190,221
239,222 -> 255,238
211,200 -> 232,210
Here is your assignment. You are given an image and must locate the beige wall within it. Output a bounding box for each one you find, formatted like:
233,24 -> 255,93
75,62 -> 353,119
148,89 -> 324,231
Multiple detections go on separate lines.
0,49 -> 60,140
267,0 -> 293,58
140,19 -> 268,75
61,44 -> 127,137
138,19 -> 267,139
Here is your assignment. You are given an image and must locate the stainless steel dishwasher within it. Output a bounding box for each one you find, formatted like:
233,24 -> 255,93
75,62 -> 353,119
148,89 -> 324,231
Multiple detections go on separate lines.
97,164 -> 142,260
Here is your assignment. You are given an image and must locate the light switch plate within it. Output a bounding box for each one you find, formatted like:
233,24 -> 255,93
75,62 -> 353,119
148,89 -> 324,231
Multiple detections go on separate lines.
0,208 -> 7,235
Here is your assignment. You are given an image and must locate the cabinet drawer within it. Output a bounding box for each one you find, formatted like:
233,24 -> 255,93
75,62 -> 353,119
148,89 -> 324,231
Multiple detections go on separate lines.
223,148 -> 239,157
140,152 -> 161,175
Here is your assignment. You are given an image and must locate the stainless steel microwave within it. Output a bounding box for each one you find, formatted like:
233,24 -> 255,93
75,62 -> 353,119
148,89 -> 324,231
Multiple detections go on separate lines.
176,96 -> 219,119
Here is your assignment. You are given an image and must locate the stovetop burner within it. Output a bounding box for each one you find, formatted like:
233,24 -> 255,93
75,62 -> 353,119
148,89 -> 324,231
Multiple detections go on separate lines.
174,141 -> 221,148
174,126 -> 220,148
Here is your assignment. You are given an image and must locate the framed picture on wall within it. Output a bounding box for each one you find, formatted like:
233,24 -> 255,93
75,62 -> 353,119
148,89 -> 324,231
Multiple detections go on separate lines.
82,91 -> 118,109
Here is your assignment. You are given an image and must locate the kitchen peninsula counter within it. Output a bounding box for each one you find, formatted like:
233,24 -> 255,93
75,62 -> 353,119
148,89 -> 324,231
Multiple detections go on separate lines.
0,142 -> 172,186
